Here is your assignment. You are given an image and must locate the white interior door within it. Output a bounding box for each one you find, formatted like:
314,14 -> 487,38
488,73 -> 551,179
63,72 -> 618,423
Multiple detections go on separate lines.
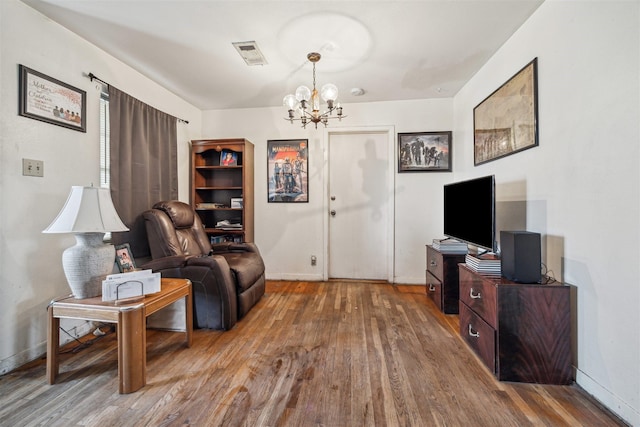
327,130 -> 393,280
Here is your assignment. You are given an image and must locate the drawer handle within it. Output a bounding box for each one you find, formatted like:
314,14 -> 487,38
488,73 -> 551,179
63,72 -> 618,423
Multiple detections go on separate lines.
428,284 -> 436,292
470,288 -> 482,299
429,260 -> 437,267
468,324 -> 480,338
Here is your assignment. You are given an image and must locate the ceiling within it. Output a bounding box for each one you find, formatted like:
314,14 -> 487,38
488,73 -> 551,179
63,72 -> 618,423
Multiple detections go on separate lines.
21,0 -> 544,111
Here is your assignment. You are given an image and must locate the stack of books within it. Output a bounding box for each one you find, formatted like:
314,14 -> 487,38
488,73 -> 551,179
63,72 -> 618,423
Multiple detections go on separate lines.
432,239 -> 468,254
215,219 -> 242,230
196,202 -> 226,209
211,235 -> 244,245
465,253 -> 501,274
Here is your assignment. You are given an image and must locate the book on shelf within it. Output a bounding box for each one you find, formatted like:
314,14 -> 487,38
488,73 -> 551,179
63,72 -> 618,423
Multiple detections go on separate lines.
215,219 -> 242,230
196,202 -> 226,209
210,235 -> 243,244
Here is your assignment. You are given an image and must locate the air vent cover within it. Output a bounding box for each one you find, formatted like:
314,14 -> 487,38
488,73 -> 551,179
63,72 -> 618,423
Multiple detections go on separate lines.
232,41 -> 268,66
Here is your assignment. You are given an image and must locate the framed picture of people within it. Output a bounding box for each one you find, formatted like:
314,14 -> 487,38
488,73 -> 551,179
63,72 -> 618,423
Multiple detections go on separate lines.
267,139 -> 308,203
18,64 -> 87,132
114,243 -> 136,272
398,131 -> 452,172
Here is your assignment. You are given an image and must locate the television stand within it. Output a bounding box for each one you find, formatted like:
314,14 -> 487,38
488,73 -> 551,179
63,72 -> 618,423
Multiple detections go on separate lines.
458,264 -> 572,384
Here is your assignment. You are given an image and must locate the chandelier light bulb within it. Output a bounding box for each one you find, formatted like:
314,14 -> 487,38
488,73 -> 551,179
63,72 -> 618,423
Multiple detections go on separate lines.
295,85 -> 311,102
283,94 -> 297,110
320,83 -> 338,102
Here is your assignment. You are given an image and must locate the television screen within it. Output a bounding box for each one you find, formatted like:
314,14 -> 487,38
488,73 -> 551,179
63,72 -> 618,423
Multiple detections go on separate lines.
443,175 -> 496,252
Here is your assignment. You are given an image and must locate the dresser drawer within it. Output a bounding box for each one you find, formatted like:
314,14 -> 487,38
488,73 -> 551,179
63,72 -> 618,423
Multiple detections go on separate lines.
459,266 -> 497,328
460,303 -> 496,373
426,270 -> 442,311
426,245 -> 443,280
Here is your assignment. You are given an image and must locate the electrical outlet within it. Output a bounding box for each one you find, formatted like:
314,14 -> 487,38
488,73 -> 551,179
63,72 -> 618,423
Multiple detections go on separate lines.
22,158 -> 44,177
311,255 -> 317,266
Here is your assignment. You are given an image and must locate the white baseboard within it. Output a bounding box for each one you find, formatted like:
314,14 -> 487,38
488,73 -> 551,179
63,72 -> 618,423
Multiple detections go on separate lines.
0,342 -> 47,376
266,272 -> 324,281
392,275 -> 425,285
0,319 -> 92,376
576,368 -> 638,426
266,274 -> 427,285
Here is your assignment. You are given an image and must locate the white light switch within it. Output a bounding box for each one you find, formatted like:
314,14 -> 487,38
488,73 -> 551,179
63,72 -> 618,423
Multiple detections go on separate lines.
22,158 -> 44,177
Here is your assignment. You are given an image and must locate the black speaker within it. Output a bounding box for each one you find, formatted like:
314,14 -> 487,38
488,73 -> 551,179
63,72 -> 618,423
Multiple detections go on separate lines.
500,231 -> 541,283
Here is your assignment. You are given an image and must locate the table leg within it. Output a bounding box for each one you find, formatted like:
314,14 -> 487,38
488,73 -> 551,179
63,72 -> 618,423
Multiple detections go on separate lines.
46,305 -> 60,384
118,306 -> 146,394
185,290 -> 193,348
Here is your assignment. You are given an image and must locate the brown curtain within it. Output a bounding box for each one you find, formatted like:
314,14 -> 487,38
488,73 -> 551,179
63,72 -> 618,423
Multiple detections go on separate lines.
108,86 -> 178,259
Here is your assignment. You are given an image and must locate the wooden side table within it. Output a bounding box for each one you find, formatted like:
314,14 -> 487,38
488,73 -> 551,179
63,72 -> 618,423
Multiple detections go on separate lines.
47,278 -> 192,394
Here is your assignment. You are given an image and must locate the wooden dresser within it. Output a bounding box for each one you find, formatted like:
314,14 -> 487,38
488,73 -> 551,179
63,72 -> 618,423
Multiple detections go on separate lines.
425,245 -> 466,314
458,264 -> 572,384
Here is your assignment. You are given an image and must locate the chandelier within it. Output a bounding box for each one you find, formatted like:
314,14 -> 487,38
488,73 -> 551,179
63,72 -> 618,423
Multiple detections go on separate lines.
283,52 -> 345,129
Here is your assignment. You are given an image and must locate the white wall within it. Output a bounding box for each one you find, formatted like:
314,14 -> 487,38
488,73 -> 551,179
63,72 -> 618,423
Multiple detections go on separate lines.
453,1 -> 639,424
202,98 -> 454,284
0,0 -> 201,374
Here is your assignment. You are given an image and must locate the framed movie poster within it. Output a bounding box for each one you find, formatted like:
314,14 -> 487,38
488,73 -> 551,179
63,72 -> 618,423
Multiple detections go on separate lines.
474,58 -> 538,165
398,131 -> 452,172
267,139 -> 308,203
18,65 -> 87,132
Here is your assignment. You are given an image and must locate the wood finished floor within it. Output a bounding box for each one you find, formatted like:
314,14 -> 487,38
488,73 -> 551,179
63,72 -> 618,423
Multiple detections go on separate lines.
0,281 -> 626,426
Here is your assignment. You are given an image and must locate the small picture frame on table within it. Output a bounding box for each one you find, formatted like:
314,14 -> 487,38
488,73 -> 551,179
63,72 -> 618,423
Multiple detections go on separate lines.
115,243 -> 136,273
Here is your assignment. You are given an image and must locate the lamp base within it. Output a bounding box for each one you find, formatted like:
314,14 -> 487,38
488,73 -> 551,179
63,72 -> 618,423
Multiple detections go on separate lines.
62,233 -> 115,299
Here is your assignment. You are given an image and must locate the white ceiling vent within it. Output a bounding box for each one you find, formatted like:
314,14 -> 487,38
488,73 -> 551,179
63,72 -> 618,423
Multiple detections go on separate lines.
232,41 -> 268,66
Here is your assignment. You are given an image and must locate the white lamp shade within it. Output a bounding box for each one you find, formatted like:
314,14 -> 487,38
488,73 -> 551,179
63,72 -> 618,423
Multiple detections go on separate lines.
43,186 -> 129,233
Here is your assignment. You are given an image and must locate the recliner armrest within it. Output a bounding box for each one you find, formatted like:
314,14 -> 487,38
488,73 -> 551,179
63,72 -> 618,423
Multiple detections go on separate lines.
140,255 -> 188,271
211,242 -> 260,254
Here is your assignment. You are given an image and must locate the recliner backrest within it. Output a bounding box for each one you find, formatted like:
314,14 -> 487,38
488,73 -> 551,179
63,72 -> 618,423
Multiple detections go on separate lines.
143,200 -> 212,259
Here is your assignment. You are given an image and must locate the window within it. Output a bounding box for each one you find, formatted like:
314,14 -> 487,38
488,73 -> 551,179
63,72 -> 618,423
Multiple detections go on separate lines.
99,91 -> 110,188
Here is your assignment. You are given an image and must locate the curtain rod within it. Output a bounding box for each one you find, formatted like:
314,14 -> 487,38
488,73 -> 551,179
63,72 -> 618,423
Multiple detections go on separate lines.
88,72 -> 189,124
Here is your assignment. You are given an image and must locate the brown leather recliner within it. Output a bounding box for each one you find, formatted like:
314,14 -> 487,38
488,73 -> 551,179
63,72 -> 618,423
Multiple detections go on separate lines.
141,200 -> 265,330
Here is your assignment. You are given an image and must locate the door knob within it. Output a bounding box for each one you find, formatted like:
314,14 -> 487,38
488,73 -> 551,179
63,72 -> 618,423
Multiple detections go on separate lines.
330,210 -> 336,216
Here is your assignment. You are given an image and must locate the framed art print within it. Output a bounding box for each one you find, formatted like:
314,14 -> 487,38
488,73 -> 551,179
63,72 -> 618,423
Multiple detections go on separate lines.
473,58 -> 538,165
267,139 -> 308,202
398,131 -> 452,172
18,65 -> 87,132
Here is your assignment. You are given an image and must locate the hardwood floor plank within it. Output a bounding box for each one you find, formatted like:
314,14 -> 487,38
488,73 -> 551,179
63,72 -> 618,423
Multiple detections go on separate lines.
0,281 -> 627,427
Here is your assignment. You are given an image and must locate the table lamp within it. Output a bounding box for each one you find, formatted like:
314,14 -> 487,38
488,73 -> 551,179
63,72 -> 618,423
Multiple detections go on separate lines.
43,186 -> 129,299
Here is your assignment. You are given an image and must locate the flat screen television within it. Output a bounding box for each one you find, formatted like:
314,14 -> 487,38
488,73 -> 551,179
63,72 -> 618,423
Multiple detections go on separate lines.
443,175 -> 496,252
